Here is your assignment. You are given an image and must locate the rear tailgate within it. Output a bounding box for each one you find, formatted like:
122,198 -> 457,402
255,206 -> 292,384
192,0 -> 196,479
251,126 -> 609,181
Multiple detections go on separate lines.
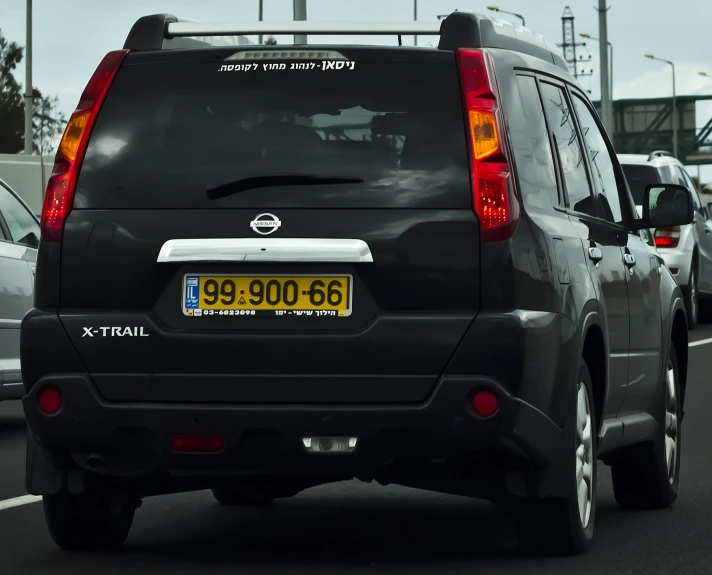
59,47 -> 480,404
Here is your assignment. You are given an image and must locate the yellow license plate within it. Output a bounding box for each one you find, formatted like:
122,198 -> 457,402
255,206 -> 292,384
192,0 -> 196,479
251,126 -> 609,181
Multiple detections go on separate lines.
182,275 -> 352,317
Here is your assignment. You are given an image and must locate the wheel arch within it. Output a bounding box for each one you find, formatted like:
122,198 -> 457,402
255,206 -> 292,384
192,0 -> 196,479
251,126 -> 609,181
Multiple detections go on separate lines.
578,311 -> 607,434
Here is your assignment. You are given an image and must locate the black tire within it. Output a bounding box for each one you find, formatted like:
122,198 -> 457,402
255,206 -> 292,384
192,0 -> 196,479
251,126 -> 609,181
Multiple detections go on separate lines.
685,268 -> 698,330
611,342 -> 681,509
43,491 -> 135,551
515,360 -> 597,556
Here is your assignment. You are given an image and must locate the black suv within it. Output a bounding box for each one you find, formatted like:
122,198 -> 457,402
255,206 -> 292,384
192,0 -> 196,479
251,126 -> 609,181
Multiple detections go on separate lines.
22,12 -> 693,556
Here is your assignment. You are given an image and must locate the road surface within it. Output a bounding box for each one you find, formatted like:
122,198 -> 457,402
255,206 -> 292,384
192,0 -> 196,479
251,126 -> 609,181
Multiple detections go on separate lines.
2,328 -> 712,573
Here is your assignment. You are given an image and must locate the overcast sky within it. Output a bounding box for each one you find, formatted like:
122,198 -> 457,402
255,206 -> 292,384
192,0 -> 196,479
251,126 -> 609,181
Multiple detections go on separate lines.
2,0 -> 712,179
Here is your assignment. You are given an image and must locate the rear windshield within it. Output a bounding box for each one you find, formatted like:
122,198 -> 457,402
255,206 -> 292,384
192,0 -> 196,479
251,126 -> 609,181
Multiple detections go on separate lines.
75,53 -> 471,210
621,164 -> 661,206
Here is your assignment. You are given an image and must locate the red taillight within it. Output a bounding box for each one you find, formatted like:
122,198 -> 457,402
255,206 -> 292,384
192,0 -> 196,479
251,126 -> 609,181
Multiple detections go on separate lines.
654,227 -> 681,249
172,434 -> 225,454
38,388 -> 62,415
473,390 -> 499,417
41,50 -> 129,243
457,49 -> 519,243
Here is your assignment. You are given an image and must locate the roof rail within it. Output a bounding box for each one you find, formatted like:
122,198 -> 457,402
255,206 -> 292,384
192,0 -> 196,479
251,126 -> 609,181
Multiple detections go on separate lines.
167,20 -> 442,37
647,150 -> 674,161
123,12 -> 567,72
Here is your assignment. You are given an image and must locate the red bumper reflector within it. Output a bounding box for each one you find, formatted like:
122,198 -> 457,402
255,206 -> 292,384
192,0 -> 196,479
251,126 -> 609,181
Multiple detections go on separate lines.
38,388 -> 62,415
473,390 -> 498,417
172,434 -> 225,453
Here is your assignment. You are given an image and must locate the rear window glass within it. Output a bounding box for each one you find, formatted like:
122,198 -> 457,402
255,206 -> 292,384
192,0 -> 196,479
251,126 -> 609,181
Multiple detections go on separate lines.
620,164 -> 661,206
75,55 -> 470,210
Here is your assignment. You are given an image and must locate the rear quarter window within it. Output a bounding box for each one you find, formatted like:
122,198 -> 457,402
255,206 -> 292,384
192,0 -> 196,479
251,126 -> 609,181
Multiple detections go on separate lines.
75,53 -> 471,210
508,75 -> 559,211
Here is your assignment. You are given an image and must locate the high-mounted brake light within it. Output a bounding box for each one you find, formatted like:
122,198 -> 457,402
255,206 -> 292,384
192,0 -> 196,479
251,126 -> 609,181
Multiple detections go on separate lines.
457,49 -> 519,242
41,50 -> 129,243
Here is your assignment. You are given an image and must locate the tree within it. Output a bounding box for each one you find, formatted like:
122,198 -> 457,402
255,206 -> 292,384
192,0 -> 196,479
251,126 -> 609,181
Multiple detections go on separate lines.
265,36 -> 277,45
32,90 -> 66,155
0,27 -> 66,154
0,28 -> 24,153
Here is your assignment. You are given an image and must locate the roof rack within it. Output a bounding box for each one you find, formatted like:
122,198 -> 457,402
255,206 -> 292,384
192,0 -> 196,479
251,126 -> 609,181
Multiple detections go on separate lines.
124,12 -> 567,72
647,150 -> 675,161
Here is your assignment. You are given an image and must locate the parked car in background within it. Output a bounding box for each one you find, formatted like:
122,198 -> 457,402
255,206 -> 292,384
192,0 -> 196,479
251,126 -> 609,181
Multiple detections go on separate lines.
0,178 -> 39,401
619,151 -> 712,329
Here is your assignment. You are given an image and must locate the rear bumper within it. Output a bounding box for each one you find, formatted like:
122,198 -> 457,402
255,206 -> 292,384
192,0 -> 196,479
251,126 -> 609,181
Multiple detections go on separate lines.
658,247 -> 692,283
23,371 -> 562,478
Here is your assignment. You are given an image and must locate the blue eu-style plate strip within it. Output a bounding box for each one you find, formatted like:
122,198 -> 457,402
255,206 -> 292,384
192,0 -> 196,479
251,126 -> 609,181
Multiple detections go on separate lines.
184,276 -> 199,309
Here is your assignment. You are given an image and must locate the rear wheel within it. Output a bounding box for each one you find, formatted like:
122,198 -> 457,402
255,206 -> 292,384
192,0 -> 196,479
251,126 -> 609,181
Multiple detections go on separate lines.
515,361 -> 596,556
43,490 -> 135,551
611,342 -> 681,509
685,268 -> 698,330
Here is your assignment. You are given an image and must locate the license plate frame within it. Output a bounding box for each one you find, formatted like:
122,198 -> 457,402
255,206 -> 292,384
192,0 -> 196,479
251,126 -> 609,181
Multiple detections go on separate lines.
181,273 -> 353,318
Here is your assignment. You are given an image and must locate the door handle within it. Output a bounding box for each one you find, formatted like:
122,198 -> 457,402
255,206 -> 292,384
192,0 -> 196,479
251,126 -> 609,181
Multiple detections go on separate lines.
588,247 -> 603,263
623,253 -> 636,268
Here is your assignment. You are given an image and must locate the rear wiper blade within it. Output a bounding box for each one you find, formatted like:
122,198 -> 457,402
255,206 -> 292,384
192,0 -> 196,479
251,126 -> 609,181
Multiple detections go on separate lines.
206,174 -> 364,200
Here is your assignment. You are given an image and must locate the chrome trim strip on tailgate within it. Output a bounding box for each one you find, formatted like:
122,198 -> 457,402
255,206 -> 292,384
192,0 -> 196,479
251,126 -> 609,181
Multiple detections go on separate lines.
157,238 -> 374,263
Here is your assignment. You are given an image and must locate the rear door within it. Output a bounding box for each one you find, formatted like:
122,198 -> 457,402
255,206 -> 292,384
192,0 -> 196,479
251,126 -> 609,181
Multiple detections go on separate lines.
538,80 -> 630,417
0,182 -> 39,390
59,48 -> 481,404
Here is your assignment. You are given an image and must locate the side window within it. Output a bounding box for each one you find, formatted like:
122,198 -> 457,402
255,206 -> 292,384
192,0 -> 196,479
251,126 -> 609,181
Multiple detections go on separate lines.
509,75 -> 559,210
0,184 -> 40,248
571,93 -> 624,224
539,82 -> 595,216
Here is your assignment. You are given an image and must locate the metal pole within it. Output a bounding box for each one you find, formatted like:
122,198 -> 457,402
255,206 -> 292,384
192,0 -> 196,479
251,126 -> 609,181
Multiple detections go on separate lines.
258,0 -> 263,45
24,0 -> 33,154
293,0 -> 307,45
671,61 -> 678,158
413,0 -> 418,46
608,42 -> 613,101
597,0 -> 612,134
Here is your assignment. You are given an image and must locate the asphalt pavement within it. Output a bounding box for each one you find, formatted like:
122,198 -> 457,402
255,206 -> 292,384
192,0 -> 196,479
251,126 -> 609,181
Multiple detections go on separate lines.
2,329 -> 712,574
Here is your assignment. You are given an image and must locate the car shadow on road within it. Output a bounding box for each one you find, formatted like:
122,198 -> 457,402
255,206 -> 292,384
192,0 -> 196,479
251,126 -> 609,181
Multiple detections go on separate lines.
98,480 -> 681,571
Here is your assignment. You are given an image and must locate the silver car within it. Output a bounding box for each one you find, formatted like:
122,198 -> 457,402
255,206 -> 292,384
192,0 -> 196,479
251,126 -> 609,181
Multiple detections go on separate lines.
619,151 -> 712,329
0,178 -> 39,401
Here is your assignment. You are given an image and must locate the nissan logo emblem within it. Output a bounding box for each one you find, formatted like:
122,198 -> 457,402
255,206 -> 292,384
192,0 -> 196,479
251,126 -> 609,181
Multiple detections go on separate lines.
250,213 -> 282,235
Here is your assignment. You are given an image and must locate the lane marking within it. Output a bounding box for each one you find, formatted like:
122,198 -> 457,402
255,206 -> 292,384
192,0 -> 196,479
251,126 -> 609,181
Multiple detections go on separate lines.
0,495 -> 41,511
690,337 -> 712,348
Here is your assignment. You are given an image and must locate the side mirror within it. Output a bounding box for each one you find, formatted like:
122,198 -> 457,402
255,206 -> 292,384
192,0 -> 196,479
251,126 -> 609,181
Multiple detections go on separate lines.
635,183 -> 694,230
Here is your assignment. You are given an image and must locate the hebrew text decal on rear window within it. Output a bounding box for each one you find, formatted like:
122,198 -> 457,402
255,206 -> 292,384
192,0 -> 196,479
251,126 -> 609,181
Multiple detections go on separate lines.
219,61 -> 356,72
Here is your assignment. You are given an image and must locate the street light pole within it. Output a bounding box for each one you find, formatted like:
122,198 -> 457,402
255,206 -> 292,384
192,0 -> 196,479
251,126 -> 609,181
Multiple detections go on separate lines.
646,54 -> 678,158
293,0 -> 307,45
597,0 -> 612,134
258,0 -> 263,45
485,5 -> 525,26
24,0 -> 33,155
413,0 -> 418,46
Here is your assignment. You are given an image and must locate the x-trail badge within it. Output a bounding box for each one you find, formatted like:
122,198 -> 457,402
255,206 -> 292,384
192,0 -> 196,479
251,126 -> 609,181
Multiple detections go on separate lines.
250,213 -> 281,235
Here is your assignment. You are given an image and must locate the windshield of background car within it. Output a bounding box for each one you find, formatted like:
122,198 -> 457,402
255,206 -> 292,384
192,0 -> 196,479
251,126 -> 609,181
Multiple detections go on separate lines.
621,164 -> 662,206
74,52 -> 471,210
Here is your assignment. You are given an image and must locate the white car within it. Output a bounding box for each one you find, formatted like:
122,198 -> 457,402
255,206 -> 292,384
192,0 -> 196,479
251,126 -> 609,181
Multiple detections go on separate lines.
619,151 -> 712,329
0,178 -> 39,401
